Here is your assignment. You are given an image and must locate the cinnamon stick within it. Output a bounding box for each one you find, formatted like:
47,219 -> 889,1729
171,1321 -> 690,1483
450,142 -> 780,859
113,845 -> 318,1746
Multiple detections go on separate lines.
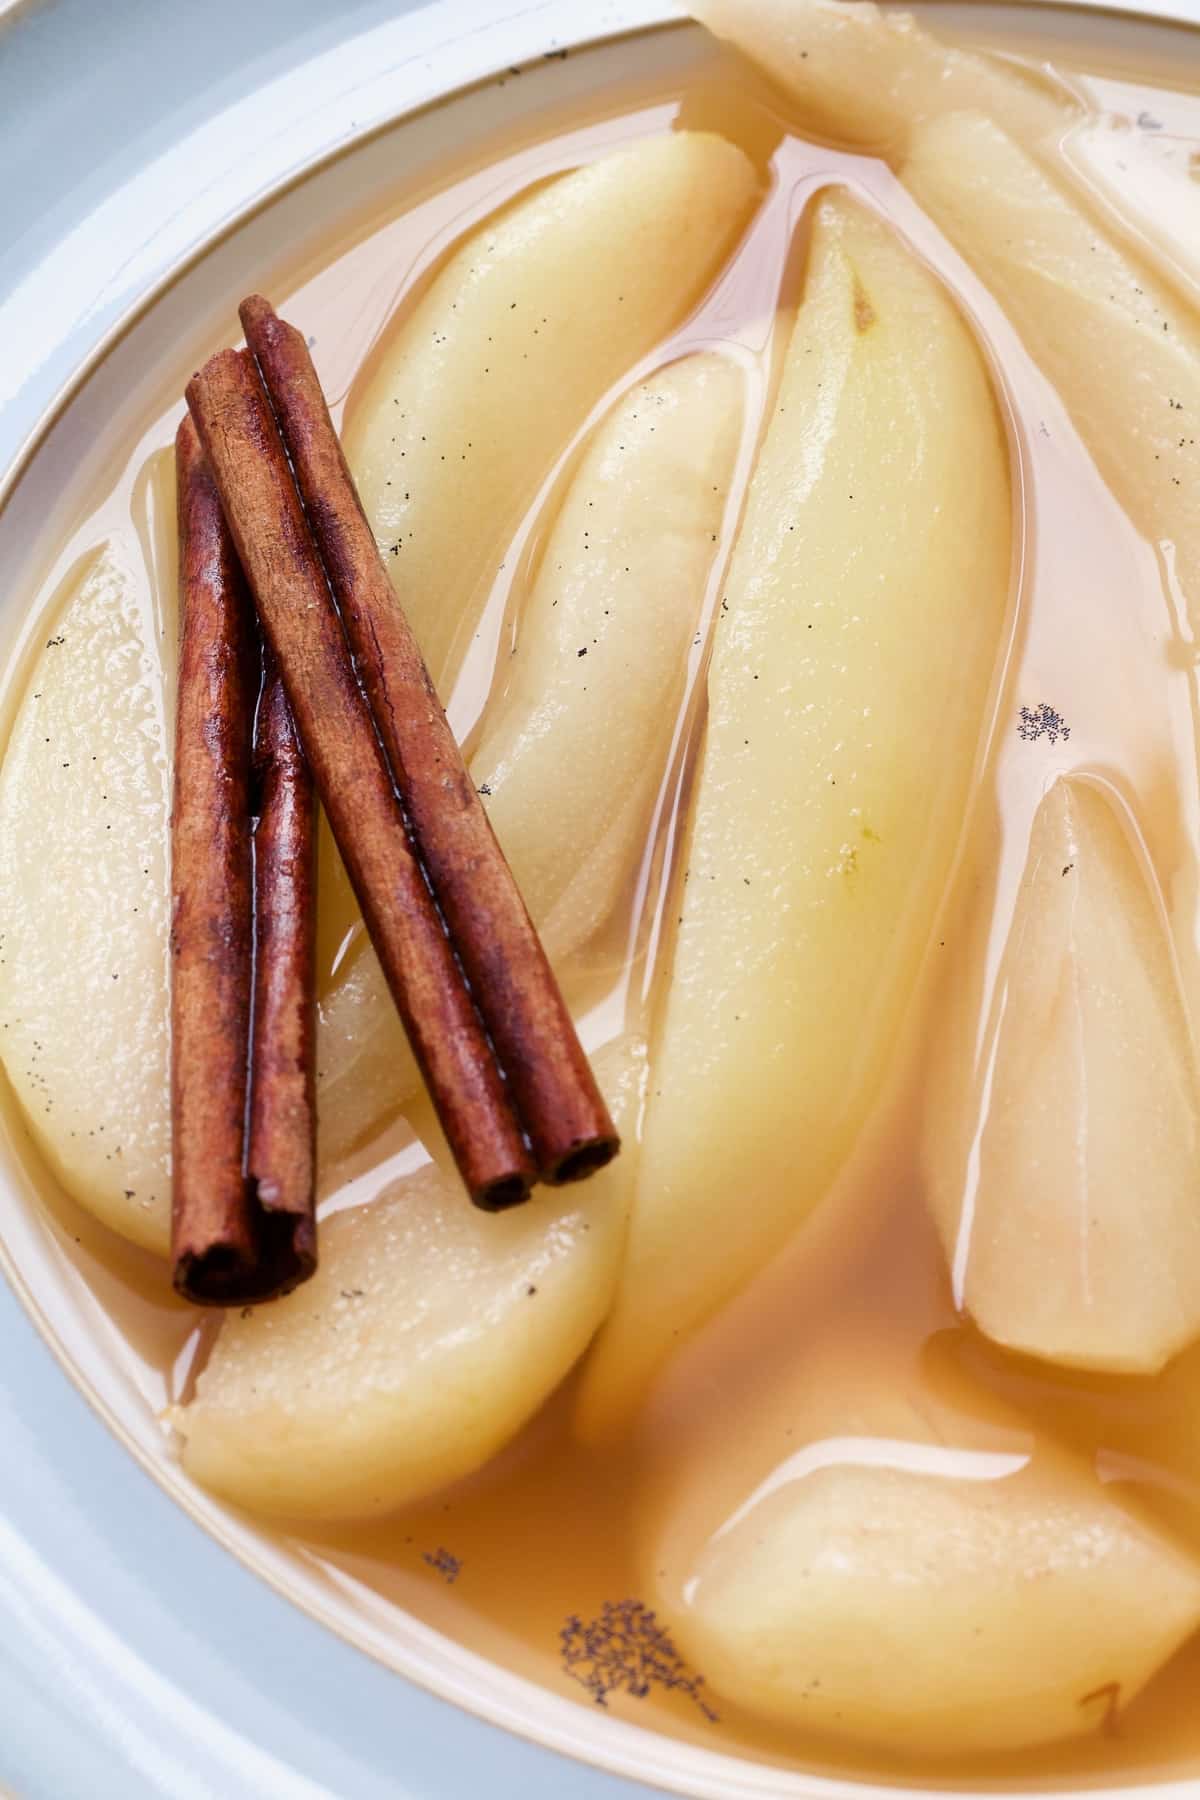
186,349 -> 535,1210
246,644 -> 318,1268
171,416 -> 256,1296
171,418 -> 317,1302
240,295 -> 619,1185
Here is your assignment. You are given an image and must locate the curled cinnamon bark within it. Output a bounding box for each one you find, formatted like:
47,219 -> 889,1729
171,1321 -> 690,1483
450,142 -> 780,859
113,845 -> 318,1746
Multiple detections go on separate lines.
246,645 -> 317,1267
240,295 -> 618,1185
171,416 -> 256,1295
171,418 -> 317,1303
186,350 -> 535,1210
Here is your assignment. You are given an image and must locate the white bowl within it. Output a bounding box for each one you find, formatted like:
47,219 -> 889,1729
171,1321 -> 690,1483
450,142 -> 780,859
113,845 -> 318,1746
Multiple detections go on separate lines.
1,3 -> 1198,1796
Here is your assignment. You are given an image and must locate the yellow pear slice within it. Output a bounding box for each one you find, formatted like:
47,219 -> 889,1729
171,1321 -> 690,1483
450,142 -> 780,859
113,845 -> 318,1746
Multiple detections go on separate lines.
926,779 -> 1200,1375
648,1338 -> 1200,1754
1064,108 -> 1200,299
473,352 -> 743,964
315,943 -> 413,1167
689,0 -> 1069,155
576,193 -> 1011,1437
0,545 -> 173,1253
176,1035 -> 645,1520
318,353 -> 744,1160
342,130 -> 760,698
904,111 -> 1200,625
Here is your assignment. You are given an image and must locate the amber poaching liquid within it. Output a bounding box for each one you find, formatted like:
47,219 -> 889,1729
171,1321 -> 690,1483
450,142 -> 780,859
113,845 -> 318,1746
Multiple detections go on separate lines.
4,6 -> 1200,1789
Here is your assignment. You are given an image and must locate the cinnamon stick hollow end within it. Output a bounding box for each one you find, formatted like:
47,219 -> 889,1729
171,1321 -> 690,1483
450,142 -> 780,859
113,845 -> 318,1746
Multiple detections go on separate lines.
543,1126 -> 621,1187
471,1167 -> 536,1214
174,1208 -> 317,1308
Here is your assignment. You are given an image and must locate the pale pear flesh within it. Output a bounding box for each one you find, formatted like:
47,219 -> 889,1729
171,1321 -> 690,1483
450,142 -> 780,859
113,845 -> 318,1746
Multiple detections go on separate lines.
1064,110 -> 1200,299
317,353 -> 745,1161
576,192 -> 1011,1437
688,0 -> 1070,155
176,1036 -> 645,1520
473,353 -> 744,966
342,130 -> 760,700
903,111 -> 1200,628
315,940 -> 415,1169
649,1343 -> 1200,1755
925,778 -> 1200,1375
0,547 -> 174,1254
